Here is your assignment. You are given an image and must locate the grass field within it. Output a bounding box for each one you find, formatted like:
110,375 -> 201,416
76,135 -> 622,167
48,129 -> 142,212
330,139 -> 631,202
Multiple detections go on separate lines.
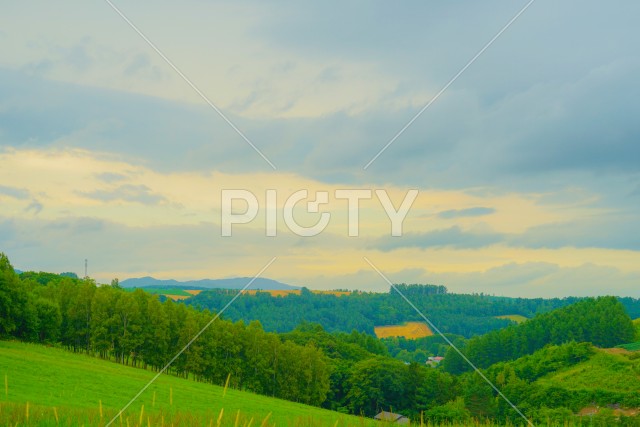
374,322 -> 434,339
536,349 -> 640,393
0,340 -> 376,427
617,341 -> 640,351
130,287 -> 192,297
494,315 -> 528,324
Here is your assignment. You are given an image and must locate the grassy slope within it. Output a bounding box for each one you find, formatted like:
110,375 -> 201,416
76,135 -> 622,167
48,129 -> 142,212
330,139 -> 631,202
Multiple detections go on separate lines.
0,340 -> 374,426
536,349 -> 640,393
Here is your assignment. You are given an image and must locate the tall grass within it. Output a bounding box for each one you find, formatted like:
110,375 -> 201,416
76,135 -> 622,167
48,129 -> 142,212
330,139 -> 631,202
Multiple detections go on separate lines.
1,401 -> 634,427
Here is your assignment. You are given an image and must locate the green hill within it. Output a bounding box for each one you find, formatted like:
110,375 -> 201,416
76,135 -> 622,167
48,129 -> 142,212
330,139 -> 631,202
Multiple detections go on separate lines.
0,340 -> 374,426
536,349 -> 640,394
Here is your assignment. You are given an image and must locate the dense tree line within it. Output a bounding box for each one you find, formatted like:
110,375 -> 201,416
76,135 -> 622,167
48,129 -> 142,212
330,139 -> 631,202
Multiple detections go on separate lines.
187,284 -> 598,338
382,334 -> 467,363
278,323 -> 459,418
442,297 -> 636,374
0,254 -> 330,405
0,254 -> 459,417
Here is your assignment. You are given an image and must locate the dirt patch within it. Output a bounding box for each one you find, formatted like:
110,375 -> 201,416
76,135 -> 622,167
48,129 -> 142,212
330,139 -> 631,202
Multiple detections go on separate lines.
578,406 -> 639,417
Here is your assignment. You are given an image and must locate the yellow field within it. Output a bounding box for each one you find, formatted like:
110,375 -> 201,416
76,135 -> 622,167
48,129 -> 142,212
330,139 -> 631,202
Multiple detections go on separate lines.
312,290 -> 351,296
374,322 -> 434,339
164,294 -> 191,301
245,289 -> 301,296
184,289 -> 202,296
495,314 -> 528,324
244,289 -> 351,297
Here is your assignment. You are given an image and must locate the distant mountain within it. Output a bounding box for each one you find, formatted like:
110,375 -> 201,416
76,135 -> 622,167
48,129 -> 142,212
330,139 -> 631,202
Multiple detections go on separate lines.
120,276 -> 299,291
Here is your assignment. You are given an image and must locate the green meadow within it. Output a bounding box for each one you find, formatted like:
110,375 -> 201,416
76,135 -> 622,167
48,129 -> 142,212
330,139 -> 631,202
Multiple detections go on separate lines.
0,341 -> 376,427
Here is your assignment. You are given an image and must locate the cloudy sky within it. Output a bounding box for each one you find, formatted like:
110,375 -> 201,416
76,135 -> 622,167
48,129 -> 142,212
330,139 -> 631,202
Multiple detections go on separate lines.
1,1 -> 639,297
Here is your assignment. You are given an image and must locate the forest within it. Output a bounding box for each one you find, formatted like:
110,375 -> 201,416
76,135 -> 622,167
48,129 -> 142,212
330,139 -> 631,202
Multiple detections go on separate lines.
1,252 -> 639,424
186,284 -> 640,338
442,297 -> 636,373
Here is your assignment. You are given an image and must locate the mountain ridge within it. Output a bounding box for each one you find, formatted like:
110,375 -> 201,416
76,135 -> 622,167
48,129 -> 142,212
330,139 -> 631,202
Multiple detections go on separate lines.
120,275 -> 300,290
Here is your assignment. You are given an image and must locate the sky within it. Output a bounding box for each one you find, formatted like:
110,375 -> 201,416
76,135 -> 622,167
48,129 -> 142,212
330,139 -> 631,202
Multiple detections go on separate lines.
1,0 -> 639,297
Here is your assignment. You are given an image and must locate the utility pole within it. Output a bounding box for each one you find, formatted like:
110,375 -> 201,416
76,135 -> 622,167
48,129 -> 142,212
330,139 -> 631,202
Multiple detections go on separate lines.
84,259 -> 88,278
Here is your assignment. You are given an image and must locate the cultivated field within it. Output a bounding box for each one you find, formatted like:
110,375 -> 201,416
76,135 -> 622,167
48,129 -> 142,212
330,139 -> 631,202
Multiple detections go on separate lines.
244,289 -> 351,297
495,314 -> 528,324
374,322 -> 434,339
163,294 -> 191,301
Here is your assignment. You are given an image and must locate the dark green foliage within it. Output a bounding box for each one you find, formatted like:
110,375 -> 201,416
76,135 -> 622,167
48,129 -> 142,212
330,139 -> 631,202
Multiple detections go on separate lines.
423,398 -> 471,424
382,334 -> 466,362
443,297 -> 636,373
463,373 -> 498,418
344,357 -> 457,418
187,285 -> 595,338
618,341 -> 640,351
280,324 -> 459,418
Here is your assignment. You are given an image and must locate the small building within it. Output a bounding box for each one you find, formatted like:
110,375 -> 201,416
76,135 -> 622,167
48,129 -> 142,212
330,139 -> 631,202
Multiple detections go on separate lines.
374,411 -> 410,424
426,356 -> 444,367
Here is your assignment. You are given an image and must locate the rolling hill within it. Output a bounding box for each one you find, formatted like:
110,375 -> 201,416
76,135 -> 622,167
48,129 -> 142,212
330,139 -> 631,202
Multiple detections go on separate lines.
0,340 -> 374,427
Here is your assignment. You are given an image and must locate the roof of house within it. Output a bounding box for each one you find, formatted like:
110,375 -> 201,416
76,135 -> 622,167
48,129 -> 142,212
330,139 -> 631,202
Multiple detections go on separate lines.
374,411 -> 407,421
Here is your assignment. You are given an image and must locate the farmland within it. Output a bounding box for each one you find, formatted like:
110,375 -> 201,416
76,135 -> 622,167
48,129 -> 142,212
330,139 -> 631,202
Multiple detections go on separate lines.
494,314 -> 528,324
245,289 -> 351,297
132,287 -> 352,300
374,322 -> 434,339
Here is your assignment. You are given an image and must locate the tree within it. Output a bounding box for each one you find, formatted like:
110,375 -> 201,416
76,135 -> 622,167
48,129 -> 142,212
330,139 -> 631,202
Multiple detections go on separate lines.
91,286 -> 120,358
35,298 -> 61,342
0,253 -> 19,335
345,358 -> 407,417
463,373 -> 497,419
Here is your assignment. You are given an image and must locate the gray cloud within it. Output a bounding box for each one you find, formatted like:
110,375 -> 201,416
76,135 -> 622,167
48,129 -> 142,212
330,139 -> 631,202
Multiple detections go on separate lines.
24,200 -> 43,215
372,226 -> 503,252
437,207 -> 495,219
2,1 -> 640,292
372,212 -> 640,252
509,217 -> 640,252
420,262 -> 640,298
95,172 -> 128,183
0,185 -> 30,200
79,184 -> 166,205
297,261 -> 640,298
